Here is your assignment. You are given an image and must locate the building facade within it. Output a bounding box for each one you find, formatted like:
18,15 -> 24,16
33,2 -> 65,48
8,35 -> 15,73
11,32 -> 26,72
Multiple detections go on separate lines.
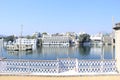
15,38 -> 37,49
103,34 -> 113,45
42,35 -> 70,46
90,33 -> 103,45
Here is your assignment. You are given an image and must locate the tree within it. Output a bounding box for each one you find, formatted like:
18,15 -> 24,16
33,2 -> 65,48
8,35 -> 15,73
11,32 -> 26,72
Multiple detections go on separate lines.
38,39 -> 42,46
79,34 -> 90,43
42,32 -> 48,35
31,35 -> 36,39
26,35 -> 36,39
4,35 -> 15,42
26,35 -> 31,39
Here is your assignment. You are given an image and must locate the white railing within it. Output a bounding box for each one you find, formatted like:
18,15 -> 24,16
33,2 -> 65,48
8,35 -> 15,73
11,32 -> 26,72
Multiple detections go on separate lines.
0,58 -> 117,75
0,60 -> 59,73
78,60 -> 116,73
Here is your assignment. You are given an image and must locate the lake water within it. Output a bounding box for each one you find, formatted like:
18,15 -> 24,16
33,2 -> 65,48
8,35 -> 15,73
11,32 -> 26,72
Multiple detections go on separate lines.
0,45 -> 115,60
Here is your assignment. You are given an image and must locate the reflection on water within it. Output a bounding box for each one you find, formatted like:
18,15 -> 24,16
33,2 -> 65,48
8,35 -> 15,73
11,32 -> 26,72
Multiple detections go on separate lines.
79,46 -> 90,55
0,45 -> 115,60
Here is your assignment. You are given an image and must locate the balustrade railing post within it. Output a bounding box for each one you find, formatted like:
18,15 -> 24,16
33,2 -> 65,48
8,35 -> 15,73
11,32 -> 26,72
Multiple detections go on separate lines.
75,58 -> 78,72
57,59 -> 59,73
100,60 -> 104,73
0,60 -> 5,72
90,61 -> 92,73
27,60 -> 30,73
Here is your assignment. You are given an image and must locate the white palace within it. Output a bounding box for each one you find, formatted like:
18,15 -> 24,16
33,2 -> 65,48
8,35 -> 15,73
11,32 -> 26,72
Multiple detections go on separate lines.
42,35 -> 70,46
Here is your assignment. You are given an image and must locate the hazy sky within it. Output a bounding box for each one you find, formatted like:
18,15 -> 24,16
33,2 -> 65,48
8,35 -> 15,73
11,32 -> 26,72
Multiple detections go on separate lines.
0,0 -> 120,36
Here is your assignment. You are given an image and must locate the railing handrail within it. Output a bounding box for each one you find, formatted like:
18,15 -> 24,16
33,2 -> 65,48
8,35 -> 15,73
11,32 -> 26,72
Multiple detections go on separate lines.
1,58 -> 116,62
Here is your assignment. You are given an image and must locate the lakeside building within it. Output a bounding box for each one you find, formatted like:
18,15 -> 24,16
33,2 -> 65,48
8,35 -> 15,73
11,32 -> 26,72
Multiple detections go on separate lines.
42,35 -> 70,46
65,32 -> 78,45
15,38 -> 37,49
103,33 -> 113,45
0,38 -> 3,46
6,38 -> 37,51
32,32 -> 41,38
90,33 -> 114,45
90,33 -> 103,45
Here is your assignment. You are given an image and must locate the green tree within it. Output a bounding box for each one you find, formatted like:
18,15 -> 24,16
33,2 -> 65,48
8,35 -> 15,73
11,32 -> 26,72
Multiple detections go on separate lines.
26,35 -> 31,39
42,32 -> 48,35
26,35 -> 37,39
38,39 -> 42,46
79,34 -> 90,43
4,35 -> 15,42
31,35 -> 36,39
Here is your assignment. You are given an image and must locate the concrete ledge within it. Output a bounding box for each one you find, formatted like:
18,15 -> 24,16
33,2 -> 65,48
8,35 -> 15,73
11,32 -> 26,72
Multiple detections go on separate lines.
1,75 -> 120,80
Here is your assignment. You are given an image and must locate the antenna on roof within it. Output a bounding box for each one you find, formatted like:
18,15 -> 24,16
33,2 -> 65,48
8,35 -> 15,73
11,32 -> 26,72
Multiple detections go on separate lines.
21,24 -> 23,38
112,16 -> 115,28
19,24 -> 23,51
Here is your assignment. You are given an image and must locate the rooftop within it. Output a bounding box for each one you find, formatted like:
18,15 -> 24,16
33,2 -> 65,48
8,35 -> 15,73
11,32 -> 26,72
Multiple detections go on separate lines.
113,22 -> 120,30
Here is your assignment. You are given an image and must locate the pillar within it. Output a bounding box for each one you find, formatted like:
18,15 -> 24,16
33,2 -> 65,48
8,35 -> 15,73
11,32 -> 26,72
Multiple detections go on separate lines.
113,22 -> 120,73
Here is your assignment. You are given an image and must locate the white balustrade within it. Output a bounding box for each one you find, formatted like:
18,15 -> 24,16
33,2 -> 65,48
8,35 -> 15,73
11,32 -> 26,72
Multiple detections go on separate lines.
0,58 -> 117,74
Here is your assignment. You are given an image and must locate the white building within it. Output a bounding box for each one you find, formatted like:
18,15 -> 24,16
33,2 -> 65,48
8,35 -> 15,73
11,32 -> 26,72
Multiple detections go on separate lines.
15,38 -> 37,49
32,32 -> 41,38
0,38 -> 3,46
103,34 -> 113,45
90,33 -> 103,45
42,35 -> 70,46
